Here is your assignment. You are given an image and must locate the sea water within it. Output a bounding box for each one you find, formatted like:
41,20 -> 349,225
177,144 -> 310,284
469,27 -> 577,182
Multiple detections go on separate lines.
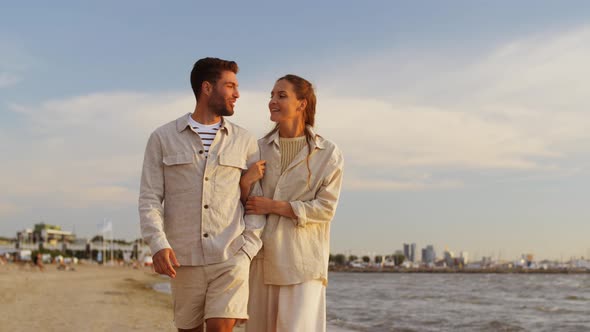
326,272 -> 590,332
154,272 -> 590,331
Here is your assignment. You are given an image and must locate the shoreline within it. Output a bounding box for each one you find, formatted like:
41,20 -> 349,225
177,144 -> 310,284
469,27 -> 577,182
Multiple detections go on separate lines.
329,266 -> 590,274
4,262 -> 583,332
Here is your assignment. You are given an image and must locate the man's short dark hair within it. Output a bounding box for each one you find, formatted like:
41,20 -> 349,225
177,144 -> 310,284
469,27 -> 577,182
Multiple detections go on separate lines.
190,57 -> 239,101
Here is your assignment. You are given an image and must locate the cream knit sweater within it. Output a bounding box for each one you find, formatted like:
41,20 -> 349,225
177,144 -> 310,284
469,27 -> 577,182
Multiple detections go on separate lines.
279,136 -> 307,174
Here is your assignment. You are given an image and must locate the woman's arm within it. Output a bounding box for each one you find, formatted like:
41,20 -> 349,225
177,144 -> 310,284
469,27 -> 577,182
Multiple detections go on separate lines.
246,158 -> 343,227
245,197 -> 297,218
288,164 -> 343,227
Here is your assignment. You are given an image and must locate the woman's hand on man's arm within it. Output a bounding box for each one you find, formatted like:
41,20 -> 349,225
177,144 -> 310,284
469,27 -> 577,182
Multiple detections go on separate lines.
240,160 -> 266,203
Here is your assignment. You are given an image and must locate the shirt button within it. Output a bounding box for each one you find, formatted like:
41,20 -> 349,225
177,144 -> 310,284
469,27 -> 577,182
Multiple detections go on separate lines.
198,150 -> 204,154
203,233 -> 209,238
204,204 -> 209,209
205,177 -> 209,181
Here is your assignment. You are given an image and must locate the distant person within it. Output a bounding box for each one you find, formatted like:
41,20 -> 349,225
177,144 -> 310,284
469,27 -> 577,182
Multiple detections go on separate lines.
241,75 -> 344,332
139,57 -> 265,332
34,252 -> 44,271
56,255 -> 67,270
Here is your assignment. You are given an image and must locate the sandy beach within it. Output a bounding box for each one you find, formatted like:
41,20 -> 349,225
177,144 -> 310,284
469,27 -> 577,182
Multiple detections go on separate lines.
0,262 -> 354,332
0,262 -> 180,332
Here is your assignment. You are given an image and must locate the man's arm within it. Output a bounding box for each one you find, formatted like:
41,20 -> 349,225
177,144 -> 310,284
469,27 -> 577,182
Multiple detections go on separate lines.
138,132 -> 179,276
240,136 -> 266,259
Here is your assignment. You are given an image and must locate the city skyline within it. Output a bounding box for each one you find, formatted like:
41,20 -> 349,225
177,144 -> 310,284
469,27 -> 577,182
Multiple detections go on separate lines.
1,2 -> 589,260
3,221 -> 588,263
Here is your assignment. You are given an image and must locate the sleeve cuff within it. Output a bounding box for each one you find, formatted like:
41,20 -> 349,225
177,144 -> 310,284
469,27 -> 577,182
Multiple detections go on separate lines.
289,201 -> 308,227
148,236 -> 171,257
241,242 -> 256,261
240,247 -> 253,261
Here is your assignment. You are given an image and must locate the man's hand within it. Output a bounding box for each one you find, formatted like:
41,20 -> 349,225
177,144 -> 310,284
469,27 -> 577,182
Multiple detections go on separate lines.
152,248 -> 180,278
245,196 -> 274,215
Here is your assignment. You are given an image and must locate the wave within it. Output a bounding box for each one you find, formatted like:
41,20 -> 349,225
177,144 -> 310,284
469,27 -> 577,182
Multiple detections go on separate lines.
481,320 -> 525,331
534,305 -> 574,314
152,282 -> 171,294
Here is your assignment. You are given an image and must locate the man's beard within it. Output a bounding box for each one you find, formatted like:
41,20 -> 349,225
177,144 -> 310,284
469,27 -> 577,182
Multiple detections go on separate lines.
209,93 -> 234,116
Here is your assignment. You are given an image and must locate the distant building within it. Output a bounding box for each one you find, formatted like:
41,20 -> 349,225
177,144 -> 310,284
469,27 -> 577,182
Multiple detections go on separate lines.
421,245 -> 436,264
16,223 -> 75,251
572,259 -> 590,269
444,249 -> 455,267
443,249 -> 469,267
481,256 -> 493,267
12,222 -> 148,263
0,237 -> 13,245
460,251 -> 469,265
521,253 -> 534,267
403,243 -> 410,260
403,243 -> 416,262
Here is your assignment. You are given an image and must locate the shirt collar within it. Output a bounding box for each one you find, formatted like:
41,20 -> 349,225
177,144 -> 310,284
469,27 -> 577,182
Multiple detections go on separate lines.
219,117 -> 232,135
176,113 -> 232,135
263,125 -> 325,150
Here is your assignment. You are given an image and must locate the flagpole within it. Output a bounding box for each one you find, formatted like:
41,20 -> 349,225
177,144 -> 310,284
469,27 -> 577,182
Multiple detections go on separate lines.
102,218 -> 106,266
110,221 -> 114,265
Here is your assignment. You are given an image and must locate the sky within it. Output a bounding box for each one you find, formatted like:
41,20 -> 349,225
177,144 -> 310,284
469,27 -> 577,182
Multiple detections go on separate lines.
1,1 -> 589,261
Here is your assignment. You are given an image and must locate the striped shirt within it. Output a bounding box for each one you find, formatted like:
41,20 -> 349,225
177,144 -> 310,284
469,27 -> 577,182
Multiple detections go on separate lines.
188,116 -> 221,154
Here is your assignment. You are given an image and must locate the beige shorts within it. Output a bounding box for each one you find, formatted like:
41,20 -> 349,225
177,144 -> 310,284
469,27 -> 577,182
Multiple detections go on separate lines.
170,249 -> 251,329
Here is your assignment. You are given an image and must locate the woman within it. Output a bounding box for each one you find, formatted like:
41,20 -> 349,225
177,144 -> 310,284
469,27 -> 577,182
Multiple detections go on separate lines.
240,74 -> 344,332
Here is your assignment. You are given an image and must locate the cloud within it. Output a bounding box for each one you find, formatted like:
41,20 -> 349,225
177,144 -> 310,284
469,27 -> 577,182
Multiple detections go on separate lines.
2,24 -> 589,217
0,73 -> 21,88
309,25 -> 590,189
317,25 -> 590,112
318,99 -> 558,168
3,92 -> 193,213
344,175 -> 463,192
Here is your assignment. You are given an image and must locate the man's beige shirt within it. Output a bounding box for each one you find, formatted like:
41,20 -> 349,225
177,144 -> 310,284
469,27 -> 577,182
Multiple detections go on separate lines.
257,126 -> 344,286
139,113 -> 265,265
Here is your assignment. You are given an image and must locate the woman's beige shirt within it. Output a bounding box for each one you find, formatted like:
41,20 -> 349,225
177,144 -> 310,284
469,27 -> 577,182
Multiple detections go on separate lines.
257,126 -> 344,286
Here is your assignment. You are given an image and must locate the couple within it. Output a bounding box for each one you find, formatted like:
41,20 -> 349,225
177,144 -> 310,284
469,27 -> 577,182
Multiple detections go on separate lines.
139,57 -> 343,332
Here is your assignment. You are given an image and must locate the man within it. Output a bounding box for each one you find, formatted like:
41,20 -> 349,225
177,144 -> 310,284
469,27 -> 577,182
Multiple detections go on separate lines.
139,57 -> 265,332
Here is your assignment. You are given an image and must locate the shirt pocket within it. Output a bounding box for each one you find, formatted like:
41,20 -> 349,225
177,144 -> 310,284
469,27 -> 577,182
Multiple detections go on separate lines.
162,152 -> 196,195
214,153 -> 247,193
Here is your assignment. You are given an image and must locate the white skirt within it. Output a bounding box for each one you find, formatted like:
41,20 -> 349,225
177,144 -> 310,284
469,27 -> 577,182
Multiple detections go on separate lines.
246,258 -> 326,332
